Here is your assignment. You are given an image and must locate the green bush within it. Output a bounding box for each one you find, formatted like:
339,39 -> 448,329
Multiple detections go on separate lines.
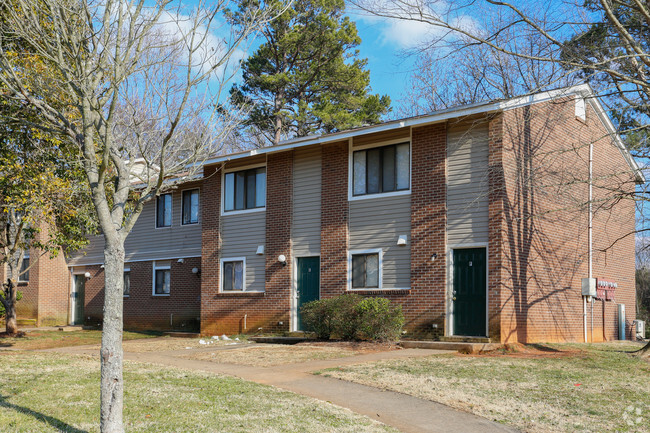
300,299 -> 335,339
354,297 -> 404,341
0,290 -> 23,318
300,294 -> 404,341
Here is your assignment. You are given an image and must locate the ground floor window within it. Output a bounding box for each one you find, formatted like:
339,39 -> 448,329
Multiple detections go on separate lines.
19,254 -> 29,282
221,258 -> 246,292
349,249 -> 382,289
123,268 -> 131,297
153,261 -> 171,295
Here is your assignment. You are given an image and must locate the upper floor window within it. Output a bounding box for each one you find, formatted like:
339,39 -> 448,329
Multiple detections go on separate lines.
224,167 -> 266,212
353,143 -> 409,196
182,189 -> 200,225
156,193 -> 172,228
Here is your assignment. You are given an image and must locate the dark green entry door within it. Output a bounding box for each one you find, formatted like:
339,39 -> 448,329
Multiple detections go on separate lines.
73,274 -> 85,325
296,256 -> 320,331
453,248 -> 487,337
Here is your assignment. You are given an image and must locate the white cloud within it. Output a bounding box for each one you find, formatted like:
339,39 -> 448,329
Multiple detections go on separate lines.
348,1 -> 480,49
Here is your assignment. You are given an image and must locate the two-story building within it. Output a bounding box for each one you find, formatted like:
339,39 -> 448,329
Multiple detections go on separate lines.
6,84 -> 643,343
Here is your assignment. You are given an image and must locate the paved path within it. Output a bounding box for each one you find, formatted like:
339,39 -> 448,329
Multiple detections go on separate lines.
50,341 -> 518,433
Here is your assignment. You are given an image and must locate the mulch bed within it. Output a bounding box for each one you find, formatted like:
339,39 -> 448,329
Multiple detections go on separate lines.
296,340 -> 402,353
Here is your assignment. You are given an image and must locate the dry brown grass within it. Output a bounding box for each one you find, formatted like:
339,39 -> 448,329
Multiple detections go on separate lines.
118,336 -> 251,353
183,344 -> 359,366
321,342 -> 650,433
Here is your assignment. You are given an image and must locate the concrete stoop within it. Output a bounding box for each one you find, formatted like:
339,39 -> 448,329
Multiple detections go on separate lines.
400,340 -> 502,354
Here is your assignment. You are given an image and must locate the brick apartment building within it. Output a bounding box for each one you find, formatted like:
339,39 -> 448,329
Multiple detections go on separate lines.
3,84 -> 643,343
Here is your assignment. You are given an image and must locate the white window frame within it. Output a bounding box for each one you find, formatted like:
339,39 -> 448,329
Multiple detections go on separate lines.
18,253 -> 30,282
348,248 -> 383,290
123,267 -> 131,298
155,193 -> 173,229
221,163 -> 267,216
152,261 -> 171,296
181,188 -> 201,226
348,138 -> 412,202
219,257 -> 257,293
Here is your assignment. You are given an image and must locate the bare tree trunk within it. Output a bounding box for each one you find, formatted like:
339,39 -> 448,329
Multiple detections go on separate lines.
3,264 -> 19,335
100,240 -> 125,433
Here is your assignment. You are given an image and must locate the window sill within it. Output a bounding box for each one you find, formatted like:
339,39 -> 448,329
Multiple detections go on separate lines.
152,294 -> 170,297
17,281 -> 29,286
349,190 -> 410,202
216,291 -> 265,297
347,288 -> 410,295
221,207 -> 265,217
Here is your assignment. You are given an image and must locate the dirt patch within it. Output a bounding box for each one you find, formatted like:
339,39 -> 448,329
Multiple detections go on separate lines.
183,344 -> 359,366
297,340 -> 401,353
121,336 -> 251,353
0,331 -> 26,339
467,342 -> 585,359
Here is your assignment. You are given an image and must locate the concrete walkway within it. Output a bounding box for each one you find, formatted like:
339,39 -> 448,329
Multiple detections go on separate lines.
49,341 -> 518,433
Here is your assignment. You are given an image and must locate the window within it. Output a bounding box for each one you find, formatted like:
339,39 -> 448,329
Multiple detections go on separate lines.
353,143 -> 409,196
153,261 -> 171,295
156,193 -> 172,227
224,167 -> 266,212
19,255 -> 29,282
221,258 -> 246,291
350,251 -> 381,289
182,189 -> 200,225
123,268 -> 131,297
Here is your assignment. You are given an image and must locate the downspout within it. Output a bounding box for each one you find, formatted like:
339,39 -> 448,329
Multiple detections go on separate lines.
585,139 -> 593,343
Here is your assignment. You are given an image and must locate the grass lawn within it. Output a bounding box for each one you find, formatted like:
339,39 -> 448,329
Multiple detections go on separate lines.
0,330 -> 158,350
320,342 -> 650,433
0,352 -> 396,433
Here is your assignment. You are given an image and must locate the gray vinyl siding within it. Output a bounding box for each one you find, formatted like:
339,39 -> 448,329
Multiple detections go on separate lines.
349,195 -> 411,289
221,211 -> 266,292
67,188 -> 202,265
447,122 -> 490,245
292,146 -> 321,257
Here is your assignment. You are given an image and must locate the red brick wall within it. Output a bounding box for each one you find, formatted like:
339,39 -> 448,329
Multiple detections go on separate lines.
35,249 -> 70,326
488,114 -> 505,341
200,154 -> 295,336
200,165 -> 222,334
407,124 -> 447,336
321,141 -> 349,299
495,98 -> 636,343
83,257 -> 201,331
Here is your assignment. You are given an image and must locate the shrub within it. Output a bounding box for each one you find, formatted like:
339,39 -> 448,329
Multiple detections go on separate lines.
0,290 -> 23,318
300,299 -> 335,339
300,294 -> 404,341
354,297 -> 404,341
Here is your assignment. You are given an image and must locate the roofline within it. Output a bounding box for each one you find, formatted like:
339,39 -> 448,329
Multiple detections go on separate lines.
202,83 -> 644,183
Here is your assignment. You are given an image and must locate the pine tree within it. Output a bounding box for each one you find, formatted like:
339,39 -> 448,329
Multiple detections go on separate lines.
229,0 -> 391,146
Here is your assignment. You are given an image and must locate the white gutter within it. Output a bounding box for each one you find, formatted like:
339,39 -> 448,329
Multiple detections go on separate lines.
200,84 -> 643,184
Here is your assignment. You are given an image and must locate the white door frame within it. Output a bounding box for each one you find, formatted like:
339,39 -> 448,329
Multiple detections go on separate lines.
446,244 -> 489,337
291,255 -> 321,332
69,269 -> 86,325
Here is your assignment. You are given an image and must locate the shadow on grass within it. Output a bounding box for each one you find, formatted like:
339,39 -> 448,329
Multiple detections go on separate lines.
526,344 -> 562,353
0,394 -> 88,433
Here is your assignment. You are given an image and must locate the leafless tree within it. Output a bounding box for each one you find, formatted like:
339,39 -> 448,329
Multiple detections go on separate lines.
0,0 -> 286,431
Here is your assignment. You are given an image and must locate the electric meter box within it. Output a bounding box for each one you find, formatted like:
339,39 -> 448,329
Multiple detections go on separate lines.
582,278 -> 597,297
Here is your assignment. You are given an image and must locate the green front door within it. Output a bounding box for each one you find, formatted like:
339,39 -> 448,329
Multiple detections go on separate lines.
296,256 -> 320,331
73,274 -> 85,325
453,248 -> 487,337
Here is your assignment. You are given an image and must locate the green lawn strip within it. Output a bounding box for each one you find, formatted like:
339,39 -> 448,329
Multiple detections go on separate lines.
0,352 -> 396,433
0,330 -> 158,350
318,343 -> 650,433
